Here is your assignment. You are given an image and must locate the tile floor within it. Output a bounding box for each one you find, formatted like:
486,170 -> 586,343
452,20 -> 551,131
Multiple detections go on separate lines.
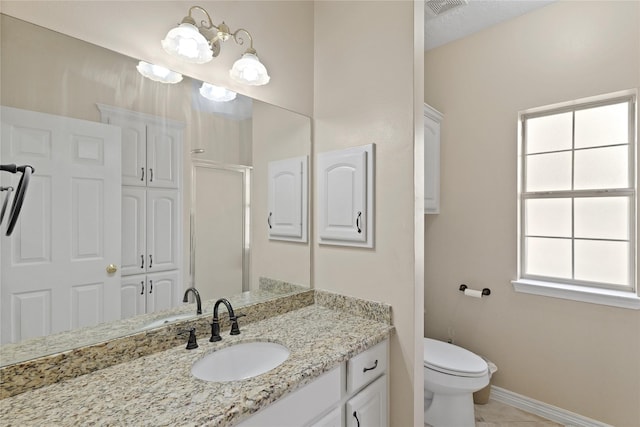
474,399 -> 563,426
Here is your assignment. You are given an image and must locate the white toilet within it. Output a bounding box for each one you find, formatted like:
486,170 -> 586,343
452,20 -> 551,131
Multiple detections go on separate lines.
423,338 -> 489,427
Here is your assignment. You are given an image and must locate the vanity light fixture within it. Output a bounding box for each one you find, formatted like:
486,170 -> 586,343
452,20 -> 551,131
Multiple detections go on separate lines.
136,61 -> 183,84
199,82 -> 237,102
162,5 -> 270,86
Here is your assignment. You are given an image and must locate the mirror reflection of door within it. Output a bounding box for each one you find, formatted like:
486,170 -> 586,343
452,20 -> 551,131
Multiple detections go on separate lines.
192,162 -> 250,301
0,107 -> 122,344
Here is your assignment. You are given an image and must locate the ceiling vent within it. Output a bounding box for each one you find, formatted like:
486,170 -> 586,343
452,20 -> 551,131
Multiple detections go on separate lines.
425,0 -> 469,18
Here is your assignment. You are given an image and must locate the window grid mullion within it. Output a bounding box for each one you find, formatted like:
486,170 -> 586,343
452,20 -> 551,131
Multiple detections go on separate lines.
571,110 -> 576,281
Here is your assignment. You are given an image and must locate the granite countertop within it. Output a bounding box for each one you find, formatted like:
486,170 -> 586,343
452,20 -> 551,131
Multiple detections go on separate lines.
0,304 -> 392,426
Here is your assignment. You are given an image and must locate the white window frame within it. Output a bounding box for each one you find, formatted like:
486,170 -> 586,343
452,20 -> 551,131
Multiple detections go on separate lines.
512,90 -> 640,310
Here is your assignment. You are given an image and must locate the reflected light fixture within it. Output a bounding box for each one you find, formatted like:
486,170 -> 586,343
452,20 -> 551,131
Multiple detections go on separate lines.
136,61 -> 183,84
199,82 -> 237,102
162,5 -> 270,86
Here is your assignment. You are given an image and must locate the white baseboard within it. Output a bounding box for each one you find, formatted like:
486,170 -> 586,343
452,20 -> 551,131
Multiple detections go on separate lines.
489,386 -> 613,427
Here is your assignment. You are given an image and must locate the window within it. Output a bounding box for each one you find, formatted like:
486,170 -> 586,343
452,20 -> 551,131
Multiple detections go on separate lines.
514,92 -> 639,308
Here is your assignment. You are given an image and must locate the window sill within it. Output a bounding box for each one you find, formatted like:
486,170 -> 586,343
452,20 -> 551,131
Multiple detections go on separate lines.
511,279 -> 640,310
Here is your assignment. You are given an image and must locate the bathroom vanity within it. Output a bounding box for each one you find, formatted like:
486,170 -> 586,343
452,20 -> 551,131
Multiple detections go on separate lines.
0,290 -> 392,426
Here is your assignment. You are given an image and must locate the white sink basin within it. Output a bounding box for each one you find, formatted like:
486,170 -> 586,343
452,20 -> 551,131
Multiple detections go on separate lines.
191,341 -> 290,382
139,313 -> 195,331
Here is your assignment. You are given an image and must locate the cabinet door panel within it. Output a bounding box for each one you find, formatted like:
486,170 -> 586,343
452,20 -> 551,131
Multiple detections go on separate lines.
121,275 -> 146,320
121,187 -> 146,276
104,114 -> 146,187
268,156 -> 307,241
346,375 -> 387,427
146,189 -> 179,272
146,124 -> 181,189
318,144 -> 374,247
424,104 -> 443,214
146,271 -> 179,313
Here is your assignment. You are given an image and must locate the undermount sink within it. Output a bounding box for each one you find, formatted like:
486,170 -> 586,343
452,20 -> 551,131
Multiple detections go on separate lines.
139,313 -> 195,331
191,341 -> 290,382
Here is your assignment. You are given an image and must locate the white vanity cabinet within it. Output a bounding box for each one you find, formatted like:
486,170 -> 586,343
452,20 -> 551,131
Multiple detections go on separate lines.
424,103 -> 443,214
267,156 -> 308,242
237,339 -> 388,427
317,144 -> 374,248
120,270 -> 180,319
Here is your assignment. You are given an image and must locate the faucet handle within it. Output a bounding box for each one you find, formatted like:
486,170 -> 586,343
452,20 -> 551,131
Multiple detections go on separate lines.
229,312 -> 246,335
179,328 -> 199,350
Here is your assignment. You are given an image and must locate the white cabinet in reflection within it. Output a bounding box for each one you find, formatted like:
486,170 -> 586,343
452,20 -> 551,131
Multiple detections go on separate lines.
424,103 -> 443,214
99,105 -> 183,319
317,144 -> 374,248
267,156 -> 308,242
97,104 -> 183,189
121,188 -> 180,276
120,271 -> 180,319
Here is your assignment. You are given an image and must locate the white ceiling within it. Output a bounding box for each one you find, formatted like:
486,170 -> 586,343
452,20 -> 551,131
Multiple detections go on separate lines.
425,0 -> 556,50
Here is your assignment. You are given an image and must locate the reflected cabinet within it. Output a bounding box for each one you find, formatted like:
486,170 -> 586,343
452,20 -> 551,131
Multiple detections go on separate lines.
99,105 -> 183,319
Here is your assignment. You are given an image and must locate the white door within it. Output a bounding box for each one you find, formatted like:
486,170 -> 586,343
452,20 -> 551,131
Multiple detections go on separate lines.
1,106 -> 121,344
121,187 -> 146,276
147,189 -> 179,273
193,164 -> 246,301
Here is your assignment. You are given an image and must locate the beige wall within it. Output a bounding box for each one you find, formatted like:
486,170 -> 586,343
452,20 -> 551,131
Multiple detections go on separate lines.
251,101 -> 311,288
314,1 -> 424,425
424,1 -> 640,425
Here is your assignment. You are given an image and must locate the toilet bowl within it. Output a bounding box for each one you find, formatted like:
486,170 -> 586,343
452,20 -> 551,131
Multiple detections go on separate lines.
423,338 -> 489,427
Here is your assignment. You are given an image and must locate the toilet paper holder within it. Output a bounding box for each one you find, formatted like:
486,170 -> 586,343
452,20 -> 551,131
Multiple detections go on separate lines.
459,284 -> 491,296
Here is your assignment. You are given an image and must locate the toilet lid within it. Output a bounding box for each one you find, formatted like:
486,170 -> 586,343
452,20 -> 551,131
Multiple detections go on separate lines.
423,338 -> 488,378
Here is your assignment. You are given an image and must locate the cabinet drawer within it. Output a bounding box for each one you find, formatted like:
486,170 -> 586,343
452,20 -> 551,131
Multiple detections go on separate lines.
347,340 -> 388,393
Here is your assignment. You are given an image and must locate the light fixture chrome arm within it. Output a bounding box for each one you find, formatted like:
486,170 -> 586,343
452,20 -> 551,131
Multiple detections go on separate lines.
231,28 -> 256,54
184,5 -> 214,30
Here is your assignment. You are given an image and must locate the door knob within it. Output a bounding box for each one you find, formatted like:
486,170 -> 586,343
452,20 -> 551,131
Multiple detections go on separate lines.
106,264 -> 118,274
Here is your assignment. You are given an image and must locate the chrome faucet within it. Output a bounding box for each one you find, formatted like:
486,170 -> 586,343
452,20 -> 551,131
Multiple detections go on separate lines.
210,298 -> 244,342
182,287 -> 202,315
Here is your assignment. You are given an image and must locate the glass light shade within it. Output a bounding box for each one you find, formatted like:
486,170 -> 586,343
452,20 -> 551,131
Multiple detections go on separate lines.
136,61 -> 183,84
230,53 -> 270,86
161,23 -> 213,64
199,82 -> 237,102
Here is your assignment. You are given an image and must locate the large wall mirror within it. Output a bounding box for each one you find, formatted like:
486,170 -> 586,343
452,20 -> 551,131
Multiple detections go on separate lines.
0,14 -> 311,364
